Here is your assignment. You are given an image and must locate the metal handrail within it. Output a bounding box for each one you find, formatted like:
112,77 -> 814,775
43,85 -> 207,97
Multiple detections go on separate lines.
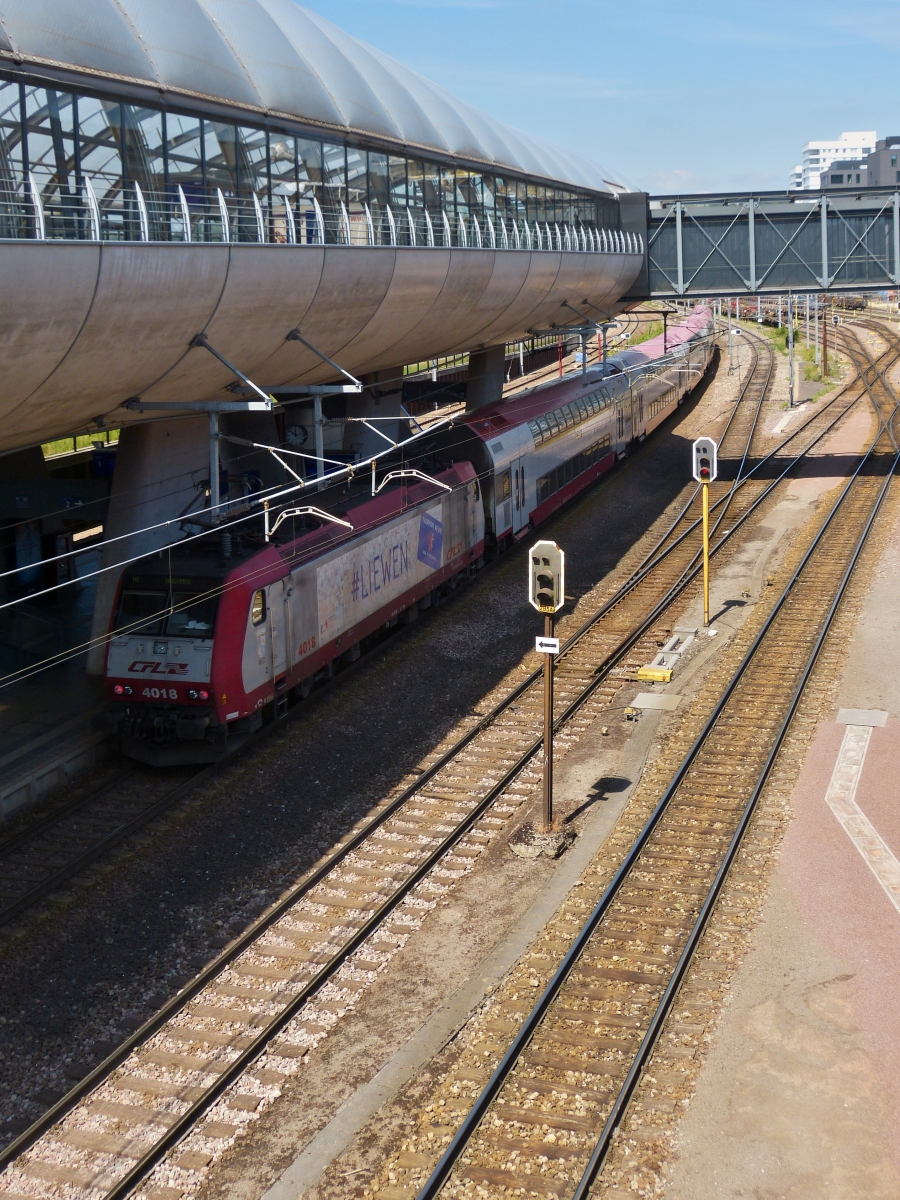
0,178 -> 636,255
28,173 -> 45,240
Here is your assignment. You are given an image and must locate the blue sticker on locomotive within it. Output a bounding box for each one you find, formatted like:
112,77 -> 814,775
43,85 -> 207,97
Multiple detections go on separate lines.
417,512 -> 443,569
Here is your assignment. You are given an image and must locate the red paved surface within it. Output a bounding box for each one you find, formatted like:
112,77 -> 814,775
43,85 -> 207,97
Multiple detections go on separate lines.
782,718 -> 900,1168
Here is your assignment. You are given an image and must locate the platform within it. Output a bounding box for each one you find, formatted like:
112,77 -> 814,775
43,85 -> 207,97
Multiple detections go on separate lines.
0,653 -> 108,819
0,532 -> 111,818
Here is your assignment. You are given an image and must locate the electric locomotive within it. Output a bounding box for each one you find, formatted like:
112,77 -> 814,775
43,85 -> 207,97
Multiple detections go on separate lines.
103,464 -> 483,764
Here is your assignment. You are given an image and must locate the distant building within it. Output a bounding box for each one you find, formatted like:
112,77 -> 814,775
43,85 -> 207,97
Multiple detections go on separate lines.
790,131 -> 877,190
864,136 -> 900,188
788,164 -> 803,191
820,159 -> 867,189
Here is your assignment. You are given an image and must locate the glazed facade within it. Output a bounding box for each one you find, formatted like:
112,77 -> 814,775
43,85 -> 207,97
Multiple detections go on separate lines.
0,76 -> 624,247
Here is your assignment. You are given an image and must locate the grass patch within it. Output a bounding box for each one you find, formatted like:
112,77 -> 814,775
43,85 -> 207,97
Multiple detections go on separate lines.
630,321 -> 663,345
43,431 -> 119,458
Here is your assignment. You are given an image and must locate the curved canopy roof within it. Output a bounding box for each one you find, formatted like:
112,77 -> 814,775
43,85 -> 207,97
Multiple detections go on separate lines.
0,0 -> 629,194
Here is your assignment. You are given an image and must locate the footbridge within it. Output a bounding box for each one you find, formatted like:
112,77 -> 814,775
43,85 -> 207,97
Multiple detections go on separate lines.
0,0 -> 648,676
637,187 -> 900,299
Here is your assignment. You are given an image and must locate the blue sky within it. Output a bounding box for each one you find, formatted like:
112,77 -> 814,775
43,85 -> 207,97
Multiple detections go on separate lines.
300,0 -> 898,193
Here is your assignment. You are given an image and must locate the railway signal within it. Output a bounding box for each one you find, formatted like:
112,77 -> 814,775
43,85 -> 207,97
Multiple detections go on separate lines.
529,540 -> 565,830
692,438 -> 718,627
529,540 -> 565,614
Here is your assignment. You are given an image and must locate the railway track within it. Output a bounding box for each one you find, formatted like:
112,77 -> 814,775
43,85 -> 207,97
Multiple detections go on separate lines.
0,767 -> 206,932
402,323 -> 900,1199
0,303 -> 697,948
0,321 -> 881,1200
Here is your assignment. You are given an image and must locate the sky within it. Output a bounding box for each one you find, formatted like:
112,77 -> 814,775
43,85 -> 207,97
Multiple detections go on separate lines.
299,0 -> 899,194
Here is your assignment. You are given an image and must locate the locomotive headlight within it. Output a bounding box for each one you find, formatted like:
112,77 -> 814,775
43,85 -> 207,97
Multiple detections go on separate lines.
188,689 -> 198,700
123,686 -> 133,696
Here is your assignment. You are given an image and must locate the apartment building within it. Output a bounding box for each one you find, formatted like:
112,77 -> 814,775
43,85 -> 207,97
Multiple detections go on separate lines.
789,131 -> 877,190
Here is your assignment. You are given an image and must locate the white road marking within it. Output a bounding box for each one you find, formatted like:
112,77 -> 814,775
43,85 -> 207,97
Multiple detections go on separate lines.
824,724 -> 900,916
836,707 -> 887,727
771,403 -> 810,436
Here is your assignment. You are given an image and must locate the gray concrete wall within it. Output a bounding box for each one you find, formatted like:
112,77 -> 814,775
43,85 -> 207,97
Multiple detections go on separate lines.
344,370 -> 407,461
85,417 -> 209,674
465,345 -> 506,411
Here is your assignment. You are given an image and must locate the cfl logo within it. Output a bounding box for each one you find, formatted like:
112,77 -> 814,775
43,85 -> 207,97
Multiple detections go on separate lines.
128,660 -> 189,676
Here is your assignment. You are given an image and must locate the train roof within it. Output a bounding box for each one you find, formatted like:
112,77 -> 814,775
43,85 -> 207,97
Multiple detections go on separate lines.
459,306 -> 713,443
612,305 -> 713,366
267,461 -> 475,573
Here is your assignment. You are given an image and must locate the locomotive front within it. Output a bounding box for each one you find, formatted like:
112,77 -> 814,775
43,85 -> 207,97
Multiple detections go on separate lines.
103,566 -> 231,763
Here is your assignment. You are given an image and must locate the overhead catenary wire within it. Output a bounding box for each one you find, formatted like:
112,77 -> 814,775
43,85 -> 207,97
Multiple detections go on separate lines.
0,310 -> 695,686
1,311 -> 629,544
0,327 -> 635,594
0,462 -> 497,692
0,344 -> 861,694
0,319 -> 705,624
0,415 -> 455,603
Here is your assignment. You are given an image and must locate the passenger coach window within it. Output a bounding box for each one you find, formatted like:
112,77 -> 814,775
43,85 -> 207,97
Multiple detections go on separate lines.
251,590 -> 266,625
498,470 -> 511,501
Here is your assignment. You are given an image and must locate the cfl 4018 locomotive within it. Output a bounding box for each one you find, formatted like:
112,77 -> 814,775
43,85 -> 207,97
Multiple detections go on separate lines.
104,306 -> 714,763
104,464 -> 483,764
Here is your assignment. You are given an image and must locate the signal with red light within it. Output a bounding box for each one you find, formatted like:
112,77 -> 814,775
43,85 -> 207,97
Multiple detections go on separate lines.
691,437 -> 718,484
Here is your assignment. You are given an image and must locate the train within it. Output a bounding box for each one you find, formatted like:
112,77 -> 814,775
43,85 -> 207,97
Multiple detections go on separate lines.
102,305 -> 715,764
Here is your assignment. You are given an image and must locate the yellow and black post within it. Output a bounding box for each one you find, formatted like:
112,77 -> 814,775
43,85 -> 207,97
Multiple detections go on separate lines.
702,477 -> 710,627
692,437 -> 718,628
529,540 -> 565,832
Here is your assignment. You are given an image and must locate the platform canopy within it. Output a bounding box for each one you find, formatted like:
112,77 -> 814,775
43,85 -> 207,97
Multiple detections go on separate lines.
0,0 -> 628,195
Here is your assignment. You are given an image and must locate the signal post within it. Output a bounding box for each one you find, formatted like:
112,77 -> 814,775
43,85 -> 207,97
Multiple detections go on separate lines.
529,540 -> 565,831
692,437 -> 718,627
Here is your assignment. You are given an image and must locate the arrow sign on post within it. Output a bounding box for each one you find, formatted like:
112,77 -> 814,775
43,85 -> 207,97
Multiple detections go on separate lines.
535,637 -> 560,654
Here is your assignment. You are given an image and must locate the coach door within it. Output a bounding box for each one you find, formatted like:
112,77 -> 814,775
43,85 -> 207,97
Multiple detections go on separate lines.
268,580 -> 288,679
616,395 -> 633,451
512,457 -> 530,533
